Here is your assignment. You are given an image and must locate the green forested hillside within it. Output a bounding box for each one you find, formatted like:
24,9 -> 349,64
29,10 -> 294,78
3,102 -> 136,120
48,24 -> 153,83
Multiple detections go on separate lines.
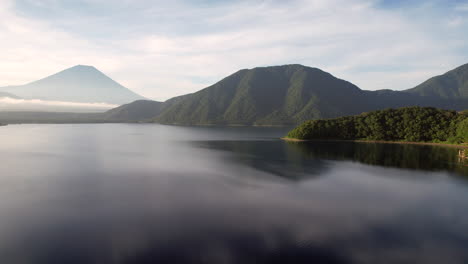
145,64 -> 465,125
102,93 -> 191,122
407,63 -> 468,99
144,64 -> 467,125
154,65 -> 371,125
153,64 -> 463,126
287,107 -> 468,143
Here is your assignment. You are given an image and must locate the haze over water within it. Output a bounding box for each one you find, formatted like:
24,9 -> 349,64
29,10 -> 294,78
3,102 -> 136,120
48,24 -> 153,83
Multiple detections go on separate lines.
0,124 -> 467,264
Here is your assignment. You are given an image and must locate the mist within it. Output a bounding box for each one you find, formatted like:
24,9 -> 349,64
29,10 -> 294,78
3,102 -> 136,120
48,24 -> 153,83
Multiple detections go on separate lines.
0,97 -> 117,113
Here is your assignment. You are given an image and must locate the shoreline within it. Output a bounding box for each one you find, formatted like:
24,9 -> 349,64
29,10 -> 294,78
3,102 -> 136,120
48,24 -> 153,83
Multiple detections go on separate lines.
281,137 -> 468,149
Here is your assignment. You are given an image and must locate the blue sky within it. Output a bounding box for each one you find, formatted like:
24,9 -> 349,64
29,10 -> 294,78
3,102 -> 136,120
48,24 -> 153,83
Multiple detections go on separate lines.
0,0 -> 467,101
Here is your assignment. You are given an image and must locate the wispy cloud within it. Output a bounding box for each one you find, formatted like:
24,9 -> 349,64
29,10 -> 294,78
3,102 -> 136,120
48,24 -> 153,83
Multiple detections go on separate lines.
1,0 -> 467,101
0,97 -> 117,112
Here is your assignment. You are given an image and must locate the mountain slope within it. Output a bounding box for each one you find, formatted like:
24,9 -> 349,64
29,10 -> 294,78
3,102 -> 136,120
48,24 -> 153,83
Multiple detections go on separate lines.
0,65 -> 145,104
96,63 -> 468,125
104,100 -> 164,121
407,63 -> 468,99
154,65 -> 373,125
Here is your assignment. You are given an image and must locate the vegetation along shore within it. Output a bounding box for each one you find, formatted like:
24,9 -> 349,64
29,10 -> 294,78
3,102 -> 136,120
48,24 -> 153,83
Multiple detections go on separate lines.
285,107 -> 468,146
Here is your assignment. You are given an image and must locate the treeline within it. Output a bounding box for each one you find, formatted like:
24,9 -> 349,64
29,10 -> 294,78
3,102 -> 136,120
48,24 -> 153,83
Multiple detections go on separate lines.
287,107 -> 468,143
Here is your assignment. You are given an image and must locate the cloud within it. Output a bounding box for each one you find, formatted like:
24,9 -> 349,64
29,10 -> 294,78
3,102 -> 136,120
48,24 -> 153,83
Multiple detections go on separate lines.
0,0 -> 467,101
0,96 -> 117,112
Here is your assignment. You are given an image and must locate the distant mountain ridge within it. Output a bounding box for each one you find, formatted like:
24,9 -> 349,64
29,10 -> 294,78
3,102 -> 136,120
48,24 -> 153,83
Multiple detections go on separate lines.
104,100 -> 164,121
104,63 -> 468,126
1,63 -> 467,125
0,65 -> 145,104
407,63 -> 468,99
154,65 -> 370,125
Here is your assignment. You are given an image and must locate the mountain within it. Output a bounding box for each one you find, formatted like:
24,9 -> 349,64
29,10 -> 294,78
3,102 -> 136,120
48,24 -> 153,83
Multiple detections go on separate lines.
152,64 -> 467,125
3,63 -> 467,125
102,92 -> 193,121
104,64 -> 468,126
154,65 -> 373,126
104,100 -> 164,121
363,89 -> 467,111
0,65 -> 145,104
0,92 -> 20,99
407,63 -> 468,99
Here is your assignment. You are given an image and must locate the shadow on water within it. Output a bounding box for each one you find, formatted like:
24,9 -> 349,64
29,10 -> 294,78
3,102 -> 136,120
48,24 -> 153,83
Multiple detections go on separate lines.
192,140 -> 331,180
193,140 -> 468,178
289,141 -> 468,176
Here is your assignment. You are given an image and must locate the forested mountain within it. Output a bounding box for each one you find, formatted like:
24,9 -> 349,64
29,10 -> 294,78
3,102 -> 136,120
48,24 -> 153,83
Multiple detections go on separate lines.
102,94 -> 191,122
104,100 -> 164,121
286,107 -> 468,143
154,65 -> 372,125
0,65 -> 145,104
105,64 -> 468,126
2,63 -> 467,125
407,63 -> 468,99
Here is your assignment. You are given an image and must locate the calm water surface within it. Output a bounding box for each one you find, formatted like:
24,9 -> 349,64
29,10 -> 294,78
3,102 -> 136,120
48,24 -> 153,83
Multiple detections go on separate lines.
0,124 -> 467,264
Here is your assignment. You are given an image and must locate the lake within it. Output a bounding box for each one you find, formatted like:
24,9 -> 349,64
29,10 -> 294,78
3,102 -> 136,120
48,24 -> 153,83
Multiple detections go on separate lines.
0,124 -> 467,264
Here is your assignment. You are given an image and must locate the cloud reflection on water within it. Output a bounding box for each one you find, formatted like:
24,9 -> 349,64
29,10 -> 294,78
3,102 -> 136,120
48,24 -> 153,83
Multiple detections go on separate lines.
0,125 -> 467,263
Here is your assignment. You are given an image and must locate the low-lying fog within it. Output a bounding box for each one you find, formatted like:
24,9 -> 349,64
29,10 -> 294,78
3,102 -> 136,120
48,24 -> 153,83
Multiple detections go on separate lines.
0,97 -> 117,113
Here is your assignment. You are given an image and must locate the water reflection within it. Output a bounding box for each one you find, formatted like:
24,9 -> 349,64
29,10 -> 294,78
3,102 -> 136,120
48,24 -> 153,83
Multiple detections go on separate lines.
2,168 -> 467,264
194,140 -> 468,178
193,140 -> 329,180
0,124 -> 468,264
290,141 -> 468,176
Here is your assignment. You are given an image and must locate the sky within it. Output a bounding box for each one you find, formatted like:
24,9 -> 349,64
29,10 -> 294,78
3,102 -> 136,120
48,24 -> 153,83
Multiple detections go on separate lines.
0,0 -> 467,101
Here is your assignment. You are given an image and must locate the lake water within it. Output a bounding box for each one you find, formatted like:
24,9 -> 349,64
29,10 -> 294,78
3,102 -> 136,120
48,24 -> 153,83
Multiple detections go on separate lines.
0,124 -> 467,264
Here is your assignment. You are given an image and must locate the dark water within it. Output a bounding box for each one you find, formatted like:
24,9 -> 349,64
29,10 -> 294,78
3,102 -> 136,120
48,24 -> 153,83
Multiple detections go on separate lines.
0,124 -> 467,264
